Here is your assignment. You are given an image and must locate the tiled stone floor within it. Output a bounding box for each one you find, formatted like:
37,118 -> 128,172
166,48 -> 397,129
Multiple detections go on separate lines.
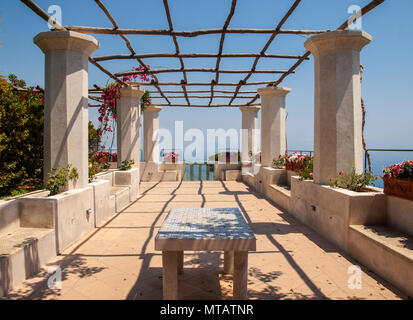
3,181 -> 406,300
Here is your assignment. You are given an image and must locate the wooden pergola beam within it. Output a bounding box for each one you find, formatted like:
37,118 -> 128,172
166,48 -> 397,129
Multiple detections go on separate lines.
92,52 -> 309,62
150,95 -> 256,99
115,68 -> 292,76
244,0 -> 386,106
135,80 -> 279,86
65,26 -> 330,36
229,0 -> 302,105
20,0 -> 126,87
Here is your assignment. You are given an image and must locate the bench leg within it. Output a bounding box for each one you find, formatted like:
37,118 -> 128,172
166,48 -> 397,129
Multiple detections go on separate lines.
233,251 -> 248,300
162,251 -> 179,300
224,251 -> 234,274
178,251 -> 184,274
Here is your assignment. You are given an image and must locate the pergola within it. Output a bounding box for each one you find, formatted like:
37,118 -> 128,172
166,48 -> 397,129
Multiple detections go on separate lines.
22,0 -> 384,108
21,0 -> 384,189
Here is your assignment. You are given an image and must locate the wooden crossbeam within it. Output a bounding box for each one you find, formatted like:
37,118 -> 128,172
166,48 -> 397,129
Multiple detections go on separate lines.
229,0 -> 302,105
150,95 -> 255,99
92,52 -> 309,61
20,0 -> 126,86
244,0 -> 386,106
211,0 -> 237,105
65,26 -> 330,36
115,68 -> 292,76
163,0 -> 189,105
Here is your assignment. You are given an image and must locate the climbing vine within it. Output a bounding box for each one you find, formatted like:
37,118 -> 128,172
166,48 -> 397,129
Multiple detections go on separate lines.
97,65 -> 153,136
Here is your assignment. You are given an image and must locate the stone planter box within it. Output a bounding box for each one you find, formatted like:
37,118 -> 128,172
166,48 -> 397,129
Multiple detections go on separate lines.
383,176 -> 413,201
20,187 -> 95,254
290,176 -> 386,250
114,168 -> 139,201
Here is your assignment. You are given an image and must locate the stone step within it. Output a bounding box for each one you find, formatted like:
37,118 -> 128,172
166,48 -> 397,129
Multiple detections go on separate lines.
348,225 -> 413,297
110,186 -> 130,212
0,227 -> 56,297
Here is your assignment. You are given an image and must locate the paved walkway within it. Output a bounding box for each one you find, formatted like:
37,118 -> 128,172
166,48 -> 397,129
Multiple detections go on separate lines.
3,181 -> 405,300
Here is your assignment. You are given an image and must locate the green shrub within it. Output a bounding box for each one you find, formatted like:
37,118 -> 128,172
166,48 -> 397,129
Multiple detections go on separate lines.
46,164 -> 79,196
330,166 -> 377,192
119,160 -> 134,171
0,75 -> 44,197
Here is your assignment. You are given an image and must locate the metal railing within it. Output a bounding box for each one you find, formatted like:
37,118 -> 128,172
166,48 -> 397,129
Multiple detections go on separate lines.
287,150 -> 313,156
183,162 -> 215,181
364,148 -> 413,173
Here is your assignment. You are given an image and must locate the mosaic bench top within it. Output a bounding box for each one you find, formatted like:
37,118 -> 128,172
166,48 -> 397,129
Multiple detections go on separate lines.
155,208 -> 256,251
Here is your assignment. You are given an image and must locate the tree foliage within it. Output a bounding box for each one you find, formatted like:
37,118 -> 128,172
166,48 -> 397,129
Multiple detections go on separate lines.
0,75 -> 44,196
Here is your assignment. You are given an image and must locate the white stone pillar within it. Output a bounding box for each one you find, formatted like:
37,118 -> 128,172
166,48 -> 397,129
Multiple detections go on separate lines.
144,105 -> 162,163
117,86 -> 145,167
239,106 -> 260,164
304,30 -> 371,184
257,87 -> 291,167
34,31 -> 99,190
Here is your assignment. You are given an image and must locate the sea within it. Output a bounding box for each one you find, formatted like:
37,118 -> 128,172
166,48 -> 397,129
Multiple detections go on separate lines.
180,151 -> 413,187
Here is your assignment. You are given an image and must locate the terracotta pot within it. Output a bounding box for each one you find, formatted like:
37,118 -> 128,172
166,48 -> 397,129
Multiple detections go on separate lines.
383,176 -> 413,201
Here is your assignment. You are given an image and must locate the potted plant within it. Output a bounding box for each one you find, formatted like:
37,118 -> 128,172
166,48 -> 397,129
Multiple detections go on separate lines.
382,160 -> 413,200
163,152 -> 179,163
111,153 -> 117,163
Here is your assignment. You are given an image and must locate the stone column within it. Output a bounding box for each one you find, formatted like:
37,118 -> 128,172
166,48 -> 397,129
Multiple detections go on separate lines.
304,30 -> 371,184
116,86 -> 145,167
143,105 -> 162,163
239,106 -> 260,164
34,31 -> 99,190
257,87 -> 291,167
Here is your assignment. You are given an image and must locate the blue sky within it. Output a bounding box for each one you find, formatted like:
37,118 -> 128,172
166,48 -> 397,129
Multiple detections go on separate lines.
0,0 -> 412,159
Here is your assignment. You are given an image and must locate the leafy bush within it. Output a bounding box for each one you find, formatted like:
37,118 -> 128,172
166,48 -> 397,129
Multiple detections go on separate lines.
46,165 -> 79,196
119,160 -> 134,171
0,75 -> 44,197
330,167 -> 377,192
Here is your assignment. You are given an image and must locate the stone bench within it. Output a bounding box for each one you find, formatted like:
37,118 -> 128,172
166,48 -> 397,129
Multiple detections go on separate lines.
0,190 -> 56,297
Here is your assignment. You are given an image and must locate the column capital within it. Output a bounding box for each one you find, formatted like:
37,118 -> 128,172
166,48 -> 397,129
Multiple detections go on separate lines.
239,106 -> 261,113
34,31 -> 99,55
257,86 -> 291,98
144,105 -> 162,113
304,30 -> 372,54
119,85 -> 145,98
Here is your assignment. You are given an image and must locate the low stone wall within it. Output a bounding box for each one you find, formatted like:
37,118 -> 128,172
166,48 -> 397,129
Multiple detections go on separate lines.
290,176 -> 386,250
140,161 -> 184,181
89,179 -> 112,228
386,195 -> 413,236
0,190 -> 49,235
20,187 -> 95,253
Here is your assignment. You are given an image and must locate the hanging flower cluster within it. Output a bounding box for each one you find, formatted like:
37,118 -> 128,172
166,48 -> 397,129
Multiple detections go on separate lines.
97,66 -> 154,135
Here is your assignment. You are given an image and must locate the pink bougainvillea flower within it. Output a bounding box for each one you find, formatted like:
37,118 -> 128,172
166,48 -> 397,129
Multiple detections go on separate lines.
339,170 -> 343,175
